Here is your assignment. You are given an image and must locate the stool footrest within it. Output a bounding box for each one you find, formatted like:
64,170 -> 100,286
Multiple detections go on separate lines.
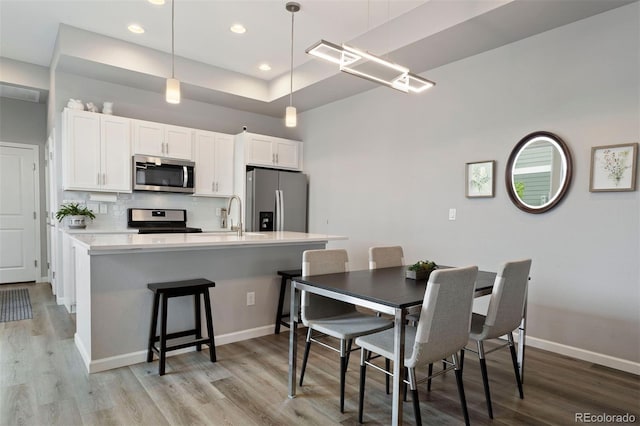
151,329 -> 199,342
151,337 -> 213,354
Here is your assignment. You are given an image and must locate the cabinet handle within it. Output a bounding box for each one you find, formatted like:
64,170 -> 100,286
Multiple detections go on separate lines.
165,143 -> 169,155
102,173 -> 107,186
216,182 -> 219,192
97,173 -> 100,185
276,153 -> 279,163
212,181 -> 215,192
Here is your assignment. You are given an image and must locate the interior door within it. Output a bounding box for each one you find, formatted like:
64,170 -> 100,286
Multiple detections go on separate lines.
0,143 -> 37,283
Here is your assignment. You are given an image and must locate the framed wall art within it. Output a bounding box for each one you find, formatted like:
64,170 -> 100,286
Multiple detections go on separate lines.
466,160 -> 495,198
589,143 -> 638,192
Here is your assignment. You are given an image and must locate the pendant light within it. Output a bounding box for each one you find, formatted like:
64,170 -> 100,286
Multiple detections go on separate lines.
166,0 -> 180,104
285,2 -> 300,127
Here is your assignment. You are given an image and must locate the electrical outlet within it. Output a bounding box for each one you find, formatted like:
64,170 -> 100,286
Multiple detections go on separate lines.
449,208 -> 457,221
99,203 -> 108,214
246,291 -> 255,306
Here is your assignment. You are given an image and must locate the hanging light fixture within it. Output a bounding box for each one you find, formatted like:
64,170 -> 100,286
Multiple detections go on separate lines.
305,1 -> 434,94
285,2 -> 300,127
166,0 -> 180,104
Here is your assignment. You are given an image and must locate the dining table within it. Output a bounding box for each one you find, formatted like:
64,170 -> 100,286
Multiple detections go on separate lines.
287,265 -> 527,426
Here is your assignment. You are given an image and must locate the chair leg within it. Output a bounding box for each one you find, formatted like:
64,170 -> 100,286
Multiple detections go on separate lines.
408,368 -> 422,426
403,367 -> 408,402
508,333 -> 524,399
340,355 -> 347,413
385,358 -> 390,395
477,341 -> 493,419
299,328 -> 312,386
345,338 -> 353,369
459,348 -> 465,372
427,363 -> 433,391
453,353 -> 470,426
358,350 -> 367,424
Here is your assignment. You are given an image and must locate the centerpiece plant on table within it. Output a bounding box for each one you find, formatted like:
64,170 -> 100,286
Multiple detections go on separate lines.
406,260 -> 438,280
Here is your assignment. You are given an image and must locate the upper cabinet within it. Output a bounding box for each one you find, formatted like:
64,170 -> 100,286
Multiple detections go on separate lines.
194,130 -> 234,197
62,109 -> 131,193
240,132 -> 302,171
132,119 -> 193,160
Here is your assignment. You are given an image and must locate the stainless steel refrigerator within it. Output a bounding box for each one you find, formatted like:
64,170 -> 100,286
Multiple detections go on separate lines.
246,168 -> 308,232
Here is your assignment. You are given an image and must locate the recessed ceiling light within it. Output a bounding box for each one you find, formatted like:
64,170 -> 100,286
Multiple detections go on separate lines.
128,24 -> 145,34
230,24 -> 246,34
148,0 -> 165,4
259,63 -> 272,71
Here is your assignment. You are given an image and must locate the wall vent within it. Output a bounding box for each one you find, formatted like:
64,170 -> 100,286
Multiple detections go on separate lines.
0,84 -> 41,103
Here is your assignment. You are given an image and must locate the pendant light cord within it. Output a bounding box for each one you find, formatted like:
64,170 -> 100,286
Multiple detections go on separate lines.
289,8 -> 295,107
171,0 -> 175,78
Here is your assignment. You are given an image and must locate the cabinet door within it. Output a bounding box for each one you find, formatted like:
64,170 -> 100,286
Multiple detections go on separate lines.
64,110 -> 101,190
246,135 -> 275,167
101,115 -> 132,192
213,134 -> 234,196
133,120 -> 164,157
274,139 -> 300,170
194,131 -> 216,195
165,125 -> 193,160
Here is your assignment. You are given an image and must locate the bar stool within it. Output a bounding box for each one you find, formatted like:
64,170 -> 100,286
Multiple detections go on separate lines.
274,269 -> 302,334
147,278 -> 216,375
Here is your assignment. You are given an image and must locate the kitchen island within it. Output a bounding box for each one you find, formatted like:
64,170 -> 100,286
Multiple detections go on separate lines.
69,231 -> 345,373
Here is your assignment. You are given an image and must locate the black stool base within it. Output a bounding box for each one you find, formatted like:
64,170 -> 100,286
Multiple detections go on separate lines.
147,278 -> 216,375
275,269 -> 302,334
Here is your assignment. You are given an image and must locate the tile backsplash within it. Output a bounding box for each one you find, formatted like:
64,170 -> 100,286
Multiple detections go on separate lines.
61,191 -> 231,231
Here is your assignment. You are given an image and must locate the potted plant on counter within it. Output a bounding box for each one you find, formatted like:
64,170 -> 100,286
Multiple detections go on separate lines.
406,260 -> 438,280
55,202 -> 96,229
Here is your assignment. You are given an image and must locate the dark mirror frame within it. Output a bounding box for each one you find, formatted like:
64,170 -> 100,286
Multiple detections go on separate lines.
505,131 -> 573,214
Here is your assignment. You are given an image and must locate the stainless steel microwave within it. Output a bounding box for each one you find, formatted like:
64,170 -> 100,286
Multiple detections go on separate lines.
133,155 -> 195,193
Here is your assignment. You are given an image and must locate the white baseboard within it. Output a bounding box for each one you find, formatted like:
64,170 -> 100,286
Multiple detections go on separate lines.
79,324 -> 276,373
525,336 -> 640,375
214,324 -> 274,346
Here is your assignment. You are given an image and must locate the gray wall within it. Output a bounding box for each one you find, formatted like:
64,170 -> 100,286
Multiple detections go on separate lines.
299,4 -> 639,363
0,97 -> 48,277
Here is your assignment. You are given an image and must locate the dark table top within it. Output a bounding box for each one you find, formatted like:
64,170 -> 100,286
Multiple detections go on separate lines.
293,266 -> 496,310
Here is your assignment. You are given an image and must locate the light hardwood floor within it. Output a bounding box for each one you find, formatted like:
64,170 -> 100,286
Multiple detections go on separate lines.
1,282 -> 638,425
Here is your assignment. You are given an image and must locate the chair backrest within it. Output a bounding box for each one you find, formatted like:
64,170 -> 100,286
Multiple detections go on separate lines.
301,249 -> 354,322
480,259 -> 532,340
368,246 -> 405,269
407,266 -> 478,368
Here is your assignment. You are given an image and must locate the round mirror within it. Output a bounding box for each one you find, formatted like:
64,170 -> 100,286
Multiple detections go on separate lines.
506,131 -> 572,214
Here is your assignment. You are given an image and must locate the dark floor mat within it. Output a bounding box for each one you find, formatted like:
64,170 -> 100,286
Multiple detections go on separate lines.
0,288 -> 33,322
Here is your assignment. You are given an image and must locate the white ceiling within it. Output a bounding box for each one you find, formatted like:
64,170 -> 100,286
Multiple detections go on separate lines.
0,0 -> 635,116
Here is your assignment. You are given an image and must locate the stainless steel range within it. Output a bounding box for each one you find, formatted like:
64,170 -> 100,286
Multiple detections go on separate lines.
128,208 -> 203,234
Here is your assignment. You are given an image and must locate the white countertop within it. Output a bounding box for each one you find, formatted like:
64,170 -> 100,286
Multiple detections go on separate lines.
70,231 -> 346,254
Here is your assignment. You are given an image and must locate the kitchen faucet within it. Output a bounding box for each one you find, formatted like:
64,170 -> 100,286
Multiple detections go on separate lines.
227,195 -> 243,236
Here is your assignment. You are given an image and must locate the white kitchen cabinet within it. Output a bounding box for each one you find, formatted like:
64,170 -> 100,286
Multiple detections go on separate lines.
194,131 -> 234,196
63,109 -> 131,192
242,133 -> 302,170
132,119 -> 193,160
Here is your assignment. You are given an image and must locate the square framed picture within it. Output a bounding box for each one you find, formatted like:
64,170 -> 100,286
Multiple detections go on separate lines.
589,143 -> 638,192
466,160 -> 495,198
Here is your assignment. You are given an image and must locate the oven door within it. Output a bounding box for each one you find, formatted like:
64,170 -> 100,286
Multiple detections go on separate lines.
133,156 -> 195,193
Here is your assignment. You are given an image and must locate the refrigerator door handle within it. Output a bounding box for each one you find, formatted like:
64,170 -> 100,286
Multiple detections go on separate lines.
279,190 -> 284,231
275,190 -> 281,231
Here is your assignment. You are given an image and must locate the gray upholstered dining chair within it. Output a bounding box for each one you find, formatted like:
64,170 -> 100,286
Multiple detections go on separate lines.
368,245 -> 405,269
299,249 -> 393,413
461,258 -> 532,419
356,266 -> 479,426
